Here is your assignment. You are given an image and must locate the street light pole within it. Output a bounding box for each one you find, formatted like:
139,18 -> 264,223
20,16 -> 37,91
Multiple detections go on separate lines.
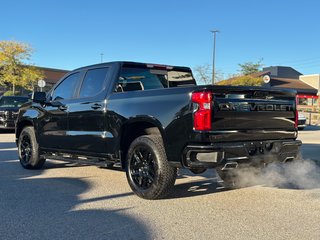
210,30 -> 219,84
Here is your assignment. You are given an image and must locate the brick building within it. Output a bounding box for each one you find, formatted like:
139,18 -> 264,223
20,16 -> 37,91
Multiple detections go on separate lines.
35,66 -> 69,92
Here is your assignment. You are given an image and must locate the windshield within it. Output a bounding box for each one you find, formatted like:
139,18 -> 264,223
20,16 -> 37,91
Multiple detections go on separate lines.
0,97 -> 28,108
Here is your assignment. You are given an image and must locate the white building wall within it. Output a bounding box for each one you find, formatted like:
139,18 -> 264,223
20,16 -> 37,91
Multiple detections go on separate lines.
299,74 -> 320,96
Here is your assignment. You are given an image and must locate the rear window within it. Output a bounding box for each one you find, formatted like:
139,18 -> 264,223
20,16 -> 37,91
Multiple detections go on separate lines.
116,66 -> 196,92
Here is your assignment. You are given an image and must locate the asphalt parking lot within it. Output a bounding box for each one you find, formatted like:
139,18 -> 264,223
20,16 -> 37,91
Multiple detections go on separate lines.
1,128 -> 320,240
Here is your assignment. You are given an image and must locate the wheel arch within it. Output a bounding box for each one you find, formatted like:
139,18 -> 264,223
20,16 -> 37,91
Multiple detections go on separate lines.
119,117 -> 165,168
16,119 -> 34,143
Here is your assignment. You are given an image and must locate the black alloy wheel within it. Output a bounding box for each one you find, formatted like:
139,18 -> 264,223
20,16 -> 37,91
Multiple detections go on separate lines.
126,135 -> 177,200
18,126 -> 45,169
20,134 -> 33,165
129,146 -> 156,190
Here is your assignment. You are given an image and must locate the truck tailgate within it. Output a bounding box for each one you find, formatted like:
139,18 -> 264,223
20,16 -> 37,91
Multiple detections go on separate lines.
192,86 -> 297,141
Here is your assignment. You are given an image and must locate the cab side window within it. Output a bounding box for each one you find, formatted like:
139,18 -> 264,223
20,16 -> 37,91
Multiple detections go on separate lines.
52,72 -> 80,101
79,68 -> 109,98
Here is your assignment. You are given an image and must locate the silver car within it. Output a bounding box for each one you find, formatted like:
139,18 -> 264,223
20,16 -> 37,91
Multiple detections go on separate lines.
298,112 -> 307,130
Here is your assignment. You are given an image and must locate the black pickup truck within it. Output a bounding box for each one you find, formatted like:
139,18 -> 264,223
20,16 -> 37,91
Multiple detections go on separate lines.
16,61 -> 301,199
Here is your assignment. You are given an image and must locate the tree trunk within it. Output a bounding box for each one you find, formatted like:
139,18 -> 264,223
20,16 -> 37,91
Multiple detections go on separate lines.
12,83 -> 15,96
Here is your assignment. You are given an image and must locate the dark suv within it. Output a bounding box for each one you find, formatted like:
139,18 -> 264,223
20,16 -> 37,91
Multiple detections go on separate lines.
0,96 -> 29,130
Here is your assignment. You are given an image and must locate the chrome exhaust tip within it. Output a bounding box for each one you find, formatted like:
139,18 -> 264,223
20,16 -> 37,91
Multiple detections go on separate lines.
222,162 -> 238,171
283,157 -> 294,163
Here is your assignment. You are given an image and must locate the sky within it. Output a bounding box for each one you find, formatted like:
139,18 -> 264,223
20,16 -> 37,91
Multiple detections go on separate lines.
1,0 -> 320,78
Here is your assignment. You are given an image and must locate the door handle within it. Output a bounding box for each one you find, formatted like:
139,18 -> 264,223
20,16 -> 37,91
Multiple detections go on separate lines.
91,103 -> 102,110
59,105 -> 68,111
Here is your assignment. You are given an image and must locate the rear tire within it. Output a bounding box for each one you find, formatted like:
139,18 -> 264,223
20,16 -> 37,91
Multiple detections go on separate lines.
18,126 -> 45,169
126,135 -> 177,200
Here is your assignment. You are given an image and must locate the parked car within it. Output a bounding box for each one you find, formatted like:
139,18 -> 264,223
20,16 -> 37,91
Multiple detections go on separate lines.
298,112 -> 307,130
15,61 -> 301,199
0,96 -> 29,130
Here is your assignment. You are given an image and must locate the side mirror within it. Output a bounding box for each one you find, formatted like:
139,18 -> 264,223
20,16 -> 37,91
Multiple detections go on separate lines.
31,92 -> 47,103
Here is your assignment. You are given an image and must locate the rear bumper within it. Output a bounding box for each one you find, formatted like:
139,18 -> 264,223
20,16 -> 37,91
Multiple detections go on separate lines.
182,139 -> 302,168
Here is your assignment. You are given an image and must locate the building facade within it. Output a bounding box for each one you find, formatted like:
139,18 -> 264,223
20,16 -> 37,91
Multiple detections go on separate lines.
261,66 -> 319,110
0,66 -> 68,96
34,66 -> 69,92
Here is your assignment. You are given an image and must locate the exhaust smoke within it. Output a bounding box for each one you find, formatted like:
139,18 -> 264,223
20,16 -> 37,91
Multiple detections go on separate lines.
230,159 -> 320,190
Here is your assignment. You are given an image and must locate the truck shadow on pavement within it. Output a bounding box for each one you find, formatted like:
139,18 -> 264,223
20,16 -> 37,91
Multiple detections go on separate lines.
301,125 -> 320,131
0,141 -> 17,149
168,169 -> 228,199
2,141 -> 320,205
0,149 -> 150,240
169,179 -> 227,199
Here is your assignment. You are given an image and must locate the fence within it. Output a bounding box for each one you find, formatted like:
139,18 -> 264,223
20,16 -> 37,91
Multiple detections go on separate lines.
298,104 -> 320,126
302,112 -> 320,126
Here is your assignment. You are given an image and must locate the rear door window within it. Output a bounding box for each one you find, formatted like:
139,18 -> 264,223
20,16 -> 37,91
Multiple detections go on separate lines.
79,67 -> 109,98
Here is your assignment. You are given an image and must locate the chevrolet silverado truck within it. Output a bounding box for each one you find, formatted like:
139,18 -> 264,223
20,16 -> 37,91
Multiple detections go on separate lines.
16,61 -> 301,199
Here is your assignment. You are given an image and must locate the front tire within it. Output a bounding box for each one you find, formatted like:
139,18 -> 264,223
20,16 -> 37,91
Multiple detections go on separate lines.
126,135 -> 177,200
18,126 -> 46,169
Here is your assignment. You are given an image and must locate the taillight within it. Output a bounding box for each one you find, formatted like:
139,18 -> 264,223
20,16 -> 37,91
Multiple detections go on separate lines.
295,95 -> 298,128
191,91 -> 212,131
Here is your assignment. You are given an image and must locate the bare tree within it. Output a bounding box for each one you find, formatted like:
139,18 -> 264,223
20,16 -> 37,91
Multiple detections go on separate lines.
193,64 -> 223,85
